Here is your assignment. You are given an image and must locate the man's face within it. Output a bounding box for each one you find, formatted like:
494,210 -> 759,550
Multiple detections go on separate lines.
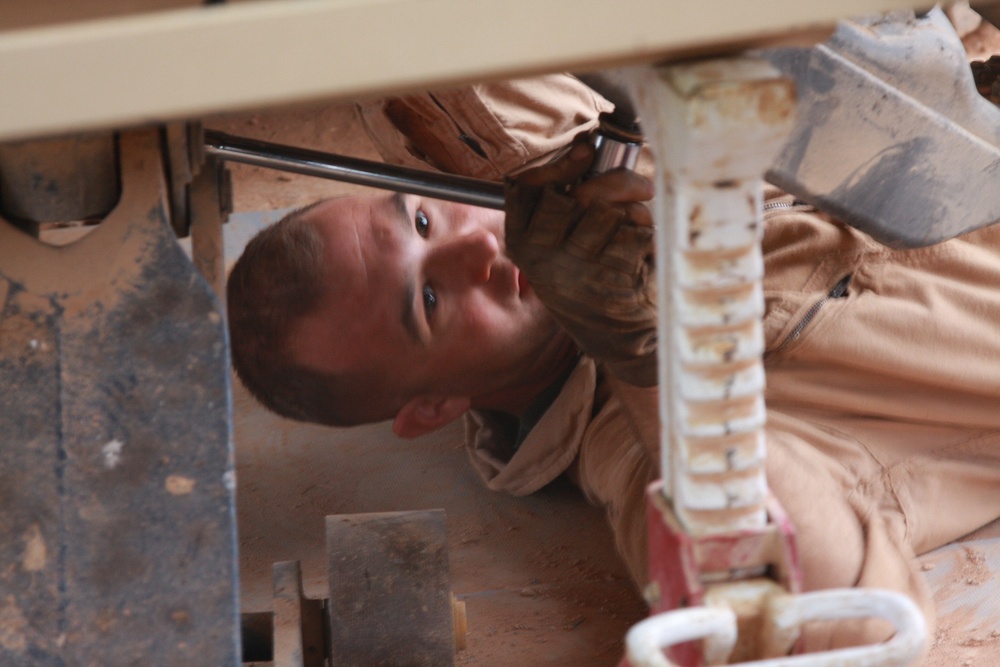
287,192 -> 574,418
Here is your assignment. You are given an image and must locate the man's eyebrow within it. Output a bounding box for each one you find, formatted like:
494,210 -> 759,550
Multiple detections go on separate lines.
391,193 -> 425,346
391,191 -> 409,228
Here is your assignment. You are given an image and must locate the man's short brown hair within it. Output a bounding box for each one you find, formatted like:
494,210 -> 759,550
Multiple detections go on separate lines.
226,201 -> 377,427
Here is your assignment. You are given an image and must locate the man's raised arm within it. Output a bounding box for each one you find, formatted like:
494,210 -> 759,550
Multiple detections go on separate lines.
503,138 -> 662,462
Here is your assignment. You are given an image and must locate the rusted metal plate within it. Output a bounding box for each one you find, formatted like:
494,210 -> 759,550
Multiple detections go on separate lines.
0,129 -> 239,665
326,510 -> 454,667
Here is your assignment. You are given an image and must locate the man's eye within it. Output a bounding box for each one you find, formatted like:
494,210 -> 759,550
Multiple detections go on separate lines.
422,284 -> 437,317
415,209 -> 430,238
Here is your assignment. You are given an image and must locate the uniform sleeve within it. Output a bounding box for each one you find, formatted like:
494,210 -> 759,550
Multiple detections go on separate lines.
354,74 -> 613,179
571,372 -> 659,588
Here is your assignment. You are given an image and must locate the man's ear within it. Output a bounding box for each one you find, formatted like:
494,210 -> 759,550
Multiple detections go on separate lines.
392,395 -> 472,439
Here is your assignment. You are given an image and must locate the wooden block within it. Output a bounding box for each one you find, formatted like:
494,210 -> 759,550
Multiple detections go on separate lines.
326,510 -> 454,667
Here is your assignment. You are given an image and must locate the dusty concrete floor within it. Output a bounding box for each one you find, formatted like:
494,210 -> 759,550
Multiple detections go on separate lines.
205,102 -> 647,666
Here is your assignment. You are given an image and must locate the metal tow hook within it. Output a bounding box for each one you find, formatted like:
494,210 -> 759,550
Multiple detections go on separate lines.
624,589 -> 926,667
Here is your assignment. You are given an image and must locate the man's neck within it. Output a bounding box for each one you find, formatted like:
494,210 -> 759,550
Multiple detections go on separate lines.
471,334 -> 580,418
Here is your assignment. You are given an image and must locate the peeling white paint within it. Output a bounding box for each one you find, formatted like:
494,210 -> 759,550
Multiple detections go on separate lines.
222,469 -> 236,491
0,595 -> 28,652
21,524 -> 46,572
166,475 -> 196,495
102,439 -> 124,469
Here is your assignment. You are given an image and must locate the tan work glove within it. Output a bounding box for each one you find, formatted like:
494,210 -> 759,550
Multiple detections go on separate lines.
504,141 -> 658,386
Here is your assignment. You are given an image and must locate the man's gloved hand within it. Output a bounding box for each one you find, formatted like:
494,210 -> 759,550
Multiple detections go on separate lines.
504,139 -> 658,386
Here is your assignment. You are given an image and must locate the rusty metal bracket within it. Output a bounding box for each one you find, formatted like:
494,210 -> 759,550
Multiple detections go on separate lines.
240,540 -> 467,666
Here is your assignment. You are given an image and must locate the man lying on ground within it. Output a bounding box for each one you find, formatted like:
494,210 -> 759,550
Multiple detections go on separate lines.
227,74 -> 1000,653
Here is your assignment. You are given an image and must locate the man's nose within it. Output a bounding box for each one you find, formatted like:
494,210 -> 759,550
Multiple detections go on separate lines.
431,228 -> 500,286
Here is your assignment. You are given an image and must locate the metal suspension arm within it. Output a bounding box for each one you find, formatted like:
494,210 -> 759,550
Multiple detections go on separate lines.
203,130 -> 506,210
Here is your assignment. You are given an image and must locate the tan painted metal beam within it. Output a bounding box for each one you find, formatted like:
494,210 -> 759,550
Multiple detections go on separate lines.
0,0 -> 984,141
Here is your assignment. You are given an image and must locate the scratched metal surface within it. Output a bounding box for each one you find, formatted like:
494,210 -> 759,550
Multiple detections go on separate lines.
0,131 -> 239,666
763,7 -> 1000,248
